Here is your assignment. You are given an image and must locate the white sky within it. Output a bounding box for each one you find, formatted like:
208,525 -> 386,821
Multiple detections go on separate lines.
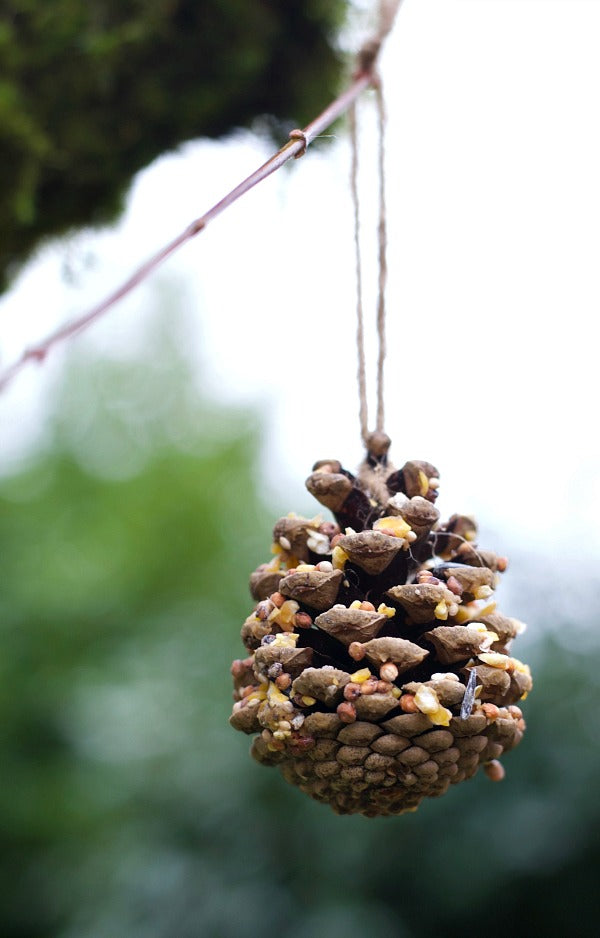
1,0 -> 599,561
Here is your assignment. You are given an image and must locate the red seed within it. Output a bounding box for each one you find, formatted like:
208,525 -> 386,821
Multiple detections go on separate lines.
484,759 -> 505,782
295,612 -> 313,629
446,575 -> 463,596
289,735 -> 315,752
348,642 -> 365,661
343,683 -> 361,701
376,681 -> 393,694
360,679 -> 378,696
400,694 -> 418,714
255,601 -> 273,620
482,703 -> 500,722
380,662 -> 398,683
337,701 -> 357,723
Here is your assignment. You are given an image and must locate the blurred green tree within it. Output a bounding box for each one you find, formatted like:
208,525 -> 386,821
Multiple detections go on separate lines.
0,0 -> 346,290
0,324 -> 598,937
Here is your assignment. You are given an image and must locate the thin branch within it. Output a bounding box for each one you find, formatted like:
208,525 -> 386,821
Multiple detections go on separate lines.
0,0 -> 404,393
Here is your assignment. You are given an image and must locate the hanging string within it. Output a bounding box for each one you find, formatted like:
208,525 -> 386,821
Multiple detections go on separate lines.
349,101 -> 369,445
375,80 -> 388,434
350,74 -> 389,444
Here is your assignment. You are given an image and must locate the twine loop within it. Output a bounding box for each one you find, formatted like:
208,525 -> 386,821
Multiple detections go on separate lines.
288,128 -> 308,158
350,64 -> 389,446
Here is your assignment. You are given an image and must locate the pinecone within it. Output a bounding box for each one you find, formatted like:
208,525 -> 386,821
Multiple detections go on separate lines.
229,433 -> 531,817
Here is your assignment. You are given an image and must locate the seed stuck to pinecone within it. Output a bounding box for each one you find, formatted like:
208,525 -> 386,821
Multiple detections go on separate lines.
229,436 -> 531,817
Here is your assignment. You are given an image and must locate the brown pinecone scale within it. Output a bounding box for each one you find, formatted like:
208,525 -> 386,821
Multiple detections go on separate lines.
229,433 -> 531,816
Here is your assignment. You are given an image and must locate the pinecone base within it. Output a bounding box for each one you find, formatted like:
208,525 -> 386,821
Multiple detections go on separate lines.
251,709 -> 523,817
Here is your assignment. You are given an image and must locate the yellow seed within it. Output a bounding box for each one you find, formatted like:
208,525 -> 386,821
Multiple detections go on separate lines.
430,705 -> 452,727
434,601 -> 449,620
377,602 -> 396,618
271,542 -> 283,555
295,563 -> 315,573
374,516 -> 412,540
414,685 -> 439,714
414,687 -> 452,726
265,556 -> 281,571
272,632 -> 299,648
276,600 -> 300,627
301,695 -> 316,707
475,585 -> 493,600
267,683 -> 288,704
478,652 -> 511,670
350,600 -> 362,609
475,625 -> 501,647
246,683 -> 269,704
332,545 -> 349,570
391,686 -> 402,699
453,606 -> 471,624
477,600 -> 497,617
418,470 -> 429,496
350,668 -> 372,684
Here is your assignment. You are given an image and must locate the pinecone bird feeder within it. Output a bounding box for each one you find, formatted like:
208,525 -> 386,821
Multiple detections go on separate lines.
229,433 -> 531,817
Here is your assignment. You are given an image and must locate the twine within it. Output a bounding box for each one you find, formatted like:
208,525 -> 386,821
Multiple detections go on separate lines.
351,5 -> 394,445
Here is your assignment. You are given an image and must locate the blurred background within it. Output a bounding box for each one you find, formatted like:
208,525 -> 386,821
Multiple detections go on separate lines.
1,2 -> 599,936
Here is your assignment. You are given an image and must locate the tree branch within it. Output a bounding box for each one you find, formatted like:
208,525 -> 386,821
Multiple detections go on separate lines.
0,1 -> 404,392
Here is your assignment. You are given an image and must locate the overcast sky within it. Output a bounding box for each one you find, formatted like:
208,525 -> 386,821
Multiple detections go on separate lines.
1,0 -> 599,563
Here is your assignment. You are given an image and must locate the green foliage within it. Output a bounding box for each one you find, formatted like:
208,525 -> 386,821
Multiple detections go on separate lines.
0,338 -> 598,936
0,0 -> 346,290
